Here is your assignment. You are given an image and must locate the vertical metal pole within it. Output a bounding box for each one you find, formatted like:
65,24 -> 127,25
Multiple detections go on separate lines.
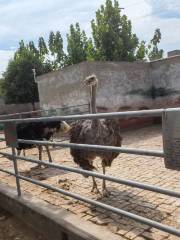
12,147 -> 21,196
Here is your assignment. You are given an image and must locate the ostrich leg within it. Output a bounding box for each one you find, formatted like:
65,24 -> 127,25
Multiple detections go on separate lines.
45,145 -> 52,163
17,150 -> 21,156
91,177 -> 101,194
23,149 -> 26,156
38,145 -> 43,168
102,162 -> 110,197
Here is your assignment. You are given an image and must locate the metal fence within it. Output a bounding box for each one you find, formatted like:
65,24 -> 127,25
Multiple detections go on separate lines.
0,103 -> 90,120
0,107 -> 180,237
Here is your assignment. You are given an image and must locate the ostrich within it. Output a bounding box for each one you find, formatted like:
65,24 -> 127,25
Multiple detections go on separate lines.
16,120 -> 71,165
70,74 -> 122,196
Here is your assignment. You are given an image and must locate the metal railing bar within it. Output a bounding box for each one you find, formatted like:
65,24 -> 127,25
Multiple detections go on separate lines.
0,135 -> 165,158
18,174 -> 180,237
0,151 -> 179,198
0,165 -> 179,236
1,106 -> 180,124
0,108 -> 167,123
54,138 -> 70,142
0,137 -> 164,157
50,103 -> 89,110
0,104 -> 90,120
11,147 -> 21,196
0,146 -> 10,150
0,167 -> 15,176
0,110 -> 42,119
17,139 -> 164,158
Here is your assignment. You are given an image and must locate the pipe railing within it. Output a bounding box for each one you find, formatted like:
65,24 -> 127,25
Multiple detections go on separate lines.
1,107 -> 180,124
0,165 -> 179,236
0,137 -> 164,158
0,107 -> 179,237
0,103 -> 89,120
0,151 -> 179,198
0,166 -> 179,237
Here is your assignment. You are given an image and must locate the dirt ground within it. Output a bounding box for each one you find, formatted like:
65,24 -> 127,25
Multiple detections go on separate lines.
0,125 -> 179,240
0,207 -> 44,240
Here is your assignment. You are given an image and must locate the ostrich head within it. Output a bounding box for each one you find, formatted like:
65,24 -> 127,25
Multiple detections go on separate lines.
84,74 -> 98,87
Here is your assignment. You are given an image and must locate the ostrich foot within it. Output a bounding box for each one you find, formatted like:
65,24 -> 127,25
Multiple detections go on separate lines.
102,188 -> 110,197
91,185 -> 101,194
91,177 -> 101,194
37,164 -> 45,169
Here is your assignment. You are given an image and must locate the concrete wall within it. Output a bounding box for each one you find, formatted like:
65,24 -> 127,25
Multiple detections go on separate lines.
0,102 -> 40,115
36,56 -> 180,112
37,61 -> 152,112
150,56 -> 180,108
37,62 -> 89,110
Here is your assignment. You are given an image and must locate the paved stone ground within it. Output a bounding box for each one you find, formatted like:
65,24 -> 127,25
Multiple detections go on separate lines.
0,125 -> 179,240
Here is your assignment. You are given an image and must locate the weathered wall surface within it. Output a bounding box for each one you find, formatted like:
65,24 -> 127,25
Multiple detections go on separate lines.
37,61 -> 152,111
150,56 -> 180,108
36,56 -> 180,112
0,102 -> 40,115
37,62 -> 89,110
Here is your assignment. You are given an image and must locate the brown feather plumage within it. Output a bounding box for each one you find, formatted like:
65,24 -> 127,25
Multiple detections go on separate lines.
69,74 -> 122,195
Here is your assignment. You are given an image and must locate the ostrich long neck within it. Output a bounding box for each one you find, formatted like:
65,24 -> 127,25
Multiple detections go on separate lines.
90,84 -> 97,114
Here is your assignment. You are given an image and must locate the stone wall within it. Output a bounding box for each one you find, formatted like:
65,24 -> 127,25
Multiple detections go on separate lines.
36,56 -> 180,112
0,102 -> 40,115
150,56 -> 180,108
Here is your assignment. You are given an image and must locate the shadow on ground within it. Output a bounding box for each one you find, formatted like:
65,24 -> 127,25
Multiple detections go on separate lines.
88,186 -> 167,238
19,166 -> 68,180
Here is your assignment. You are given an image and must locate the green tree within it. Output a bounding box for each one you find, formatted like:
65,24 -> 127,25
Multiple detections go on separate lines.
136,41 -> 147,60
91,0 -> 139,61
0,78 -> 5,98
86,38 -> 96,61
2,46 -> 52,109
28,41 -> 39,56
148,28 -> 163,61
38,37 -> 48,59
48,31 -> 56,55
66,23 -> 89,64
48,31 -> 65,68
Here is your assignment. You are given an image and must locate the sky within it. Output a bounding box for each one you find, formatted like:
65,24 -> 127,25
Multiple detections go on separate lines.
0,0 -> 180,75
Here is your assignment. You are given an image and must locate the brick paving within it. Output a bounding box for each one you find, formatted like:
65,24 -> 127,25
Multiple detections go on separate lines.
0,125 -> 180,240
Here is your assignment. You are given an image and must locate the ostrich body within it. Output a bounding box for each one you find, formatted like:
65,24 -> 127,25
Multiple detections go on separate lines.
16,120 -> 70,165
70,75 -> 122,196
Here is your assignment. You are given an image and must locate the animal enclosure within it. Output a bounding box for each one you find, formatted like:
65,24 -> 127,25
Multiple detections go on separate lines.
0,108 -> 179,238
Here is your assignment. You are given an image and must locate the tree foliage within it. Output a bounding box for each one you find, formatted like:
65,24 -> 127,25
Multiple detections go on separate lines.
38,37 -> 48,58
91,0 -> 139,61
2,43 -> 52,107
148,28 -> 163,61
66,23 -> 89,65
48,31 -> 65,68
136,41 -> 146,60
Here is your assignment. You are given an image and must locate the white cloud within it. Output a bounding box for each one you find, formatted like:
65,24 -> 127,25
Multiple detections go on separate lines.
146,0 -> 180,18
125,0 -> 180,52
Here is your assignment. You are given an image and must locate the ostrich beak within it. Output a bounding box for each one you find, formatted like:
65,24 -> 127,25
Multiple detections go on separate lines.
60,121 -> 71,133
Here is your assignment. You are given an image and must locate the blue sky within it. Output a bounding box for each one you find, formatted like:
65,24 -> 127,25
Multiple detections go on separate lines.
0,0 -> 180,75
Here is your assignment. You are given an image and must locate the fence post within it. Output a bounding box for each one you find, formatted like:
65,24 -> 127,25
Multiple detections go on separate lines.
11,147 -> 21,196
